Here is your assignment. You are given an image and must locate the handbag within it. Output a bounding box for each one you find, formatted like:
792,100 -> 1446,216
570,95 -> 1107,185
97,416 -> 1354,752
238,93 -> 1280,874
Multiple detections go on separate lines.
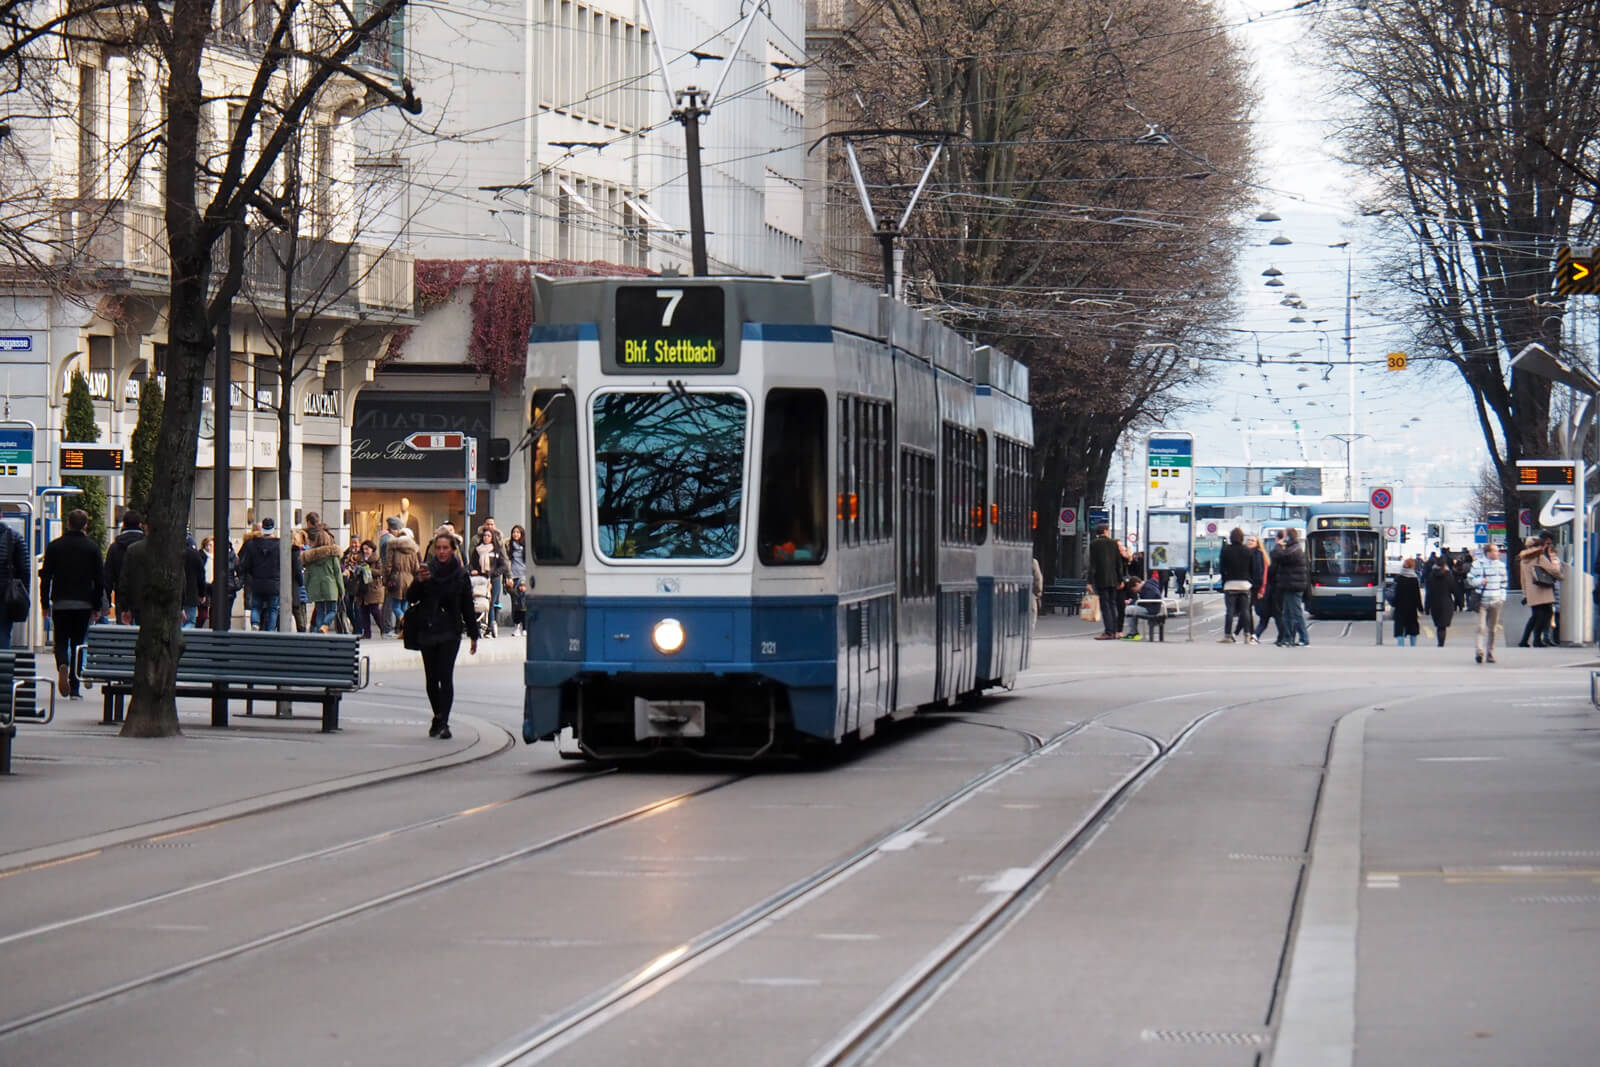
1530,561 -> 1557,588
401,606 -> 421,650
5,578 -> 28,623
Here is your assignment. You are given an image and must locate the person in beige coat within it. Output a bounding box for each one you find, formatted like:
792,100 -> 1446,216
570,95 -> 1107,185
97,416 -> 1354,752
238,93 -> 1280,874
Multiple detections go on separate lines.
383,530 -> 422,637
1517,534 -> 1562,647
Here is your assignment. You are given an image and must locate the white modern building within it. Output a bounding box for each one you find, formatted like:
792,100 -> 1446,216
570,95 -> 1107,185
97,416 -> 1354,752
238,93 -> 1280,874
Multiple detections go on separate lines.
388,0 -> 807,273
346,0 -> 809,546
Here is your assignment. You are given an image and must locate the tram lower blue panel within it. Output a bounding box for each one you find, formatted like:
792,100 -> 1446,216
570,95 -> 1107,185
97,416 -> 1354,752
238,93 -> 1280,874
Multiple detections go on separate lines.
975,577 -> 994,683
523,596 -> 839,742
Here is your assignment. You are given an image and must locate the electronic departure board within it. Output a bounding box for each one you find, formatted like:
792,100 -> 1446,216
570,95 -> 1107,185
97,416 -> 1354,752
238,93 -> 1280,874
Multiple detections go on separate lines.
59,444 -> 124,472
1516,461 -> 1576,490
614,286 -> 726,370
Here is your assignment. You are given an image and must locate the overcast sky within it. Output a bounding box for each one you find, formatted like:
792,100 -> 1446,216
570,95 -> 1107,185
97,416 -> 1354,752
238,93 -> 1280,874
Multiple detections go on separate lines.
1125,0 -> 1494,530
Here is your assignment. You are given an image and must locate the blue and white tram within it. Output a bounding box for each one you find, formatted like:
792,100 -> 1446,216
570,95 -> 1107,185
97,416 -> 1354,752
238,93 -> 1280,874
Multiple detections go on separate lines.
520,274 -> 1034,757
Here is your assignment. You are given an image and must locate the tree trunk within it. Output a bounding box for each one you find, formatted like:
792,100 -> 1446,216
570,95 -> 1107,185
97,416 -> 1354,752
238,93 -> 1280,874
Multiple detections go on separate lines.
121,2 -> 209,738
122,263 -> 208,737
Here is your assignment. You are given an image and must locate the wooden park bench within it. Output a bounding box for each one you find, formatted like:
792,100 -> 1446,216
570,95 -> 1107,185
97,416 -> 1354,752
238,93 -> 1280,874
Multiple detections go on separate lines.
79,626 -> 367,732
0,650 -> 56,775
1041,578 -> 1088,616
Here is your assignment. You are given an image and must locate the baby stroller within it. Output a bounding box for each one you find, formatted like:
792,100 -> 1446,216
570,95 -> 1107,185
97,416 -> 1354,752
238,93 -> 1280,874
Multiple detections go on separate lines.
470,574 -> 495,637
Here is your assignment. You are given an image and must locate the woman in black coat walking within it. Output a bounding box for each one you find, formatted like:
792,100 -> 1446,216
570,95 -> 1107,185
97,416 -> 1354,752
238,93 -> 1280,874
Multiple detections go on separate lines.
1391,558 -> 1422,646
407,532 -> 479,739
1424,554 -> 1458,646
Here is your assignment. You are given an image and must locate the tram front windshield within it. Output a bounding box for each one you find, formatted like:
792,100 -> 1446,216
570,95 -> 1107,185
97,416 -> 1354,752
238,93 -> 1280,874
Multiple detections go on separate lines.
1308,528 -> 1380,583
592,391 -> 746,560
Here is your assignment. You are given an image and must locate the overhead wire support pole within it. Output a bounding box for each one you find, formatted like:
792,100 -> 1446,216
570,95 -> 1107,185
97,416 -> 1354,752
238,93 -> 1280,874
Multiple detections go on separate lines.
828,130 -> 957,297
636,0 -> 769,277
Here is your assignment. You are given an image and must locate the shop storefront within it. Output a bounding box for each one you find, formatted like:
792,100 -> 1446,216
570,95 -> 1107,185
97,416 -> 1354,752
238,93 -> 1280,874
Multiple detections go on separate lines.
350,390 -> 494,545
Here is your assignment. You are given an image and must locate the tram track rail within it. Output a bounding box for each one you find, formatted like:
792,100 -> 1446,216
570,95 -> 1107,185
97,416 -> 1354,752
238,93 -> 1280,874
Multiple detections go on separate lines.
0,774 -> 748,1040
0,767 -> 621,950
806,713 -> 1217,1067
469,688 -> 1314,1067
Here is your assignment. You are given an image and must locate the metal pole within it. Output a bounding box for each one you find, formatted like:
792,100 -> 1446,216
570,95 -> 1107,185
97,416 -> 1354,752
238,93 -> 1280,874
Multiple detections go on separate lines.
212,225 -> 238,727
678,89 -> 709,276
1345,249 -> 1357,497
877,226 -> 897,297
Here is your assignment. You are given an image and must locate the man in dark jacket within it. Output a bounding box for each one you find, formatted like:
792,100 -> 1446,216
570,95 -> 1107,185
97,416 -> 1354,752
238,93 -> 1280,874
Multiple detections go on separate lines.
237,517 -> 297,632
116,518 -> 154,624
0,515 -> 30,648
1087,525 -> 1126,640
180,534 -> 206,627
1270,528 -> 1311,647
40,508 -> 103,697
102,510 -> 145,622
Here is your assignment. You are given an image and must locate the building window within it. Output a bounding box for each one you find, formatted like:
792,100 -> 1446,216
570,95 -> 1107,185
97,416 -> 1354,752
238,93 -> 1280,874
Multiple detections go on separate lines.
77,65 -> 102,199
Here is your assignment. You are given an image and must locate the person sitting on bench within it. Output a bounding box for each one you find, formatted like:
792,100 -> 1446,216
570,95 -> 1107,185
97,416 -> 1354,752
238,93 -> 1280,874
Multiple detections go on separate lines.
1123,572 -> 1164,640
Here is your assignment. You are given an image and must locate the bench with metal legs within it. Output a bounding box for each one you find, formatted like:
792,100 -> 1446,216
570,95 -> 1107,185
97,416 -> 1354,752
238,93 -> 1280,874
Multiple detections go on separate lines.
79,626 -> 367,732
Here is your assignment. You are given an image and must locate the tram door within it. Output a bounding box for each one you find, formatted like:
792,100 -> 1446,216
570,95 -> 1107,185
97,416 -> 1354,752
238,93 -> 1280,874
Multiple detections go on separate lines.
893,356 -> 938,712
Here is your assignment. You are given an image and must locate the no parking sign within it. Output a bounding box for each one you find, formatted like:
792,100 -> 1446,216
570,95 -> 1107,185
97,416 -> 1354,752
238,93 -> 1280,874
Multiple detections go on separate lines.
1368,486 -> 1394,529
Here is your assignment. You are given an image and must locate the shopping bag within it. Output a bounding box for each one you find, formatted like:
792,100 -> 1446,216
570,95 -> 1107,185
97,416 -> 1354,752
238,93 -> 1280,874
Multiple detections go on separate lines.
1081,594 -> 1100,623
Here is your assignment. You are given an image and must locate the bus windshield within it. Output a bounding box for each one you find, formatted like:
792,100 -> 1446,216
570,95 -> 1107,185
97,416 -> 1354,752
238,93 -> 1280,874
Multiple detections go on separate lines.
592,390 -> 746,560
1308,529 -> 1380,582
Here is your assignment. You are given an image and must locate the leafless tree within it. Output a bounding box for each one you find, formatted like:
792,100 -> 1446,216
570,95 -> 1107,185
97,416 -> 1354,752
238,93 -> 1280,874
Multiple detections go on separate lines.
9,0 -> 423,735
1322,0 -> 1600,551
813,0 -> 1255,577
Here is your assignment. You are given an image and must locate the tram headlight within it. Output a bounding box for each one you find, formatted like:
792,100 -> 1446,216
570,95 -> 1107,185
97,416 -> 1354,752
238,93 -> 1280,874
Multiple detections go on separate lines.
651,618 -> 686,655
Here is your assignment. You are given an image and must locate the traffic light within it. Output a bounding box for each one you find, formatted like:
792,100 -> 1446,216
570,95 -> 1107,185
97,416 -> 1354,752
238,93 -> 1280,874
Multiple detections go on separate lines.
1399,524 -> 1408,542
485,437 -> 511,484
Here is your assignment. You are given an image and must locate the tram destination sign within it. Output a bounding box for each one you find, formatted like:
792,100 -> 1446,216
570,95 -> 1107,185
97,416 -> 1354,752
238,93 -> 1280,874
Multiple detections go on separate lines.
614,285 -> 726,369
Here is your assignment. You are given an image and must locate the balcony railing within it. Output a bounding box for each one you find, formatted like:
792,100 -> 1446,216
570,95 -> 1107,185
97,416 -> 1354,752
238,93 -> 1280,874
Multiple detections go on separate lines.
356,246 -> 413,312
55,198 -> 170,277
54,199 -> 411,317
233,231 -> 356,314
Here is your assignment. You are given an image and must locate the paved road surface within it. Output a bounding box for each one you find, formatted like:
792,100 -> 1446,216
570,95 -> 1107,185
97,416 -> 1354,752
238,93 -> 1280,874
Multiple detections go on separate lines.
1,602 -> 1595,1065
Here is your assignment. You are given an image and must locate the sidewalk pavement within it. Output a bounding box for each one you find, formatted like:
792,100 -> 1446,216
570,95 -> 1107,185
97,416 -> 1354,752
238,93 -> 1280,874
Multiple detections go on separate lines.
0,666 -> 516,872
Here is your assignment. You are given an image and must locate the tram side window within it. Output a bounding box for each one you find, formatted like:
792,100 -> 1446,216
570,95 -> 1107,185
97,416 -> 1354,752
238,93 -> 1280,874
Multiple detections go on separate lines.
759,389 -> 828,565
992,436 -> 1032,544
940,422 -> 981,546
530,388 -> 580,564
899,449 -> 935,598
